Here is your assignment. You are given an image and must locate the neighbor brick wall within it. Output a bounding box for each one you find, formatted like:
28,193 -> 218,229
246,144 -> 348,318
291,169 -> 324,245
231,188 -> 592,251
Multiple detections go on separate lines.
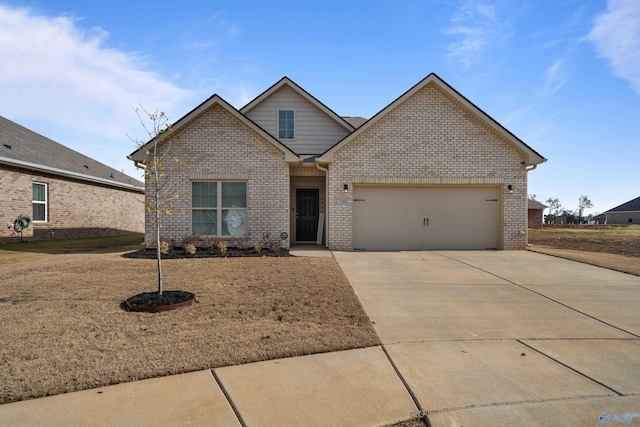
0,164 -> 144,242
327,82 -> 529,250
144,104 -> 290,248
528,208 -> 544,228
606,212 -> 640,225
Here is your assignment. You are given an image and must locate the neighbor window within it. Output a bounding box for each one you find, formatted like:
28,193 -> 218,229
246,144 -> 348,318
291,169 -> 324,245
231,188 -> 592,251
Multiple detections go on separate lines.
192,182 -> 246,236
32,182 -> 47,222
278,110 -> 294,139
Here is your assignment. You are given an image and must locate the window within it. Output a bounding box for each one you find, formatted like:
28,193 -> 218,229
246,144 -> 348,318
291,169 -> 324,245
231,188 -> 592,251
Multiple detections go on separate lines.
192,182 -> 246,236
32,182 -> 47,222
278,110 -> 294,139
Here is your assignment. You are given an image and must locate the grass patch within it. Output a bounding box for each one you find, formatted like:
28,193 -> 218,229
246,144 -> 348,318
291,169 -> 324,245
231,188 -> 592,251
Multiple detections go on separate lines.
528,226 -> 640,276
0,236 -> 379,403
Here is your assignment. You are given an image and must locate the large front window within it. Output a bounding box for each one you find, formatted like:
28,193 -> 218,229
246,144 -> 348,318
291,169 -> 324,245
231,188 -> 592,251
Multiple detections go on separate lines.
278,110 -> 294,139
32,182 -> 47,222
192,182 -> 246,236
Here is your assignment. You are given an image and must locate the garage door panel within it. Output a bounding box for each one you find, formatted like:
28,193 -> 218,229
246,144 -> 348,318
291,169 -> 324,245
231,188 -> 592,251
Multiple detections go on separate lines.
353,186 -> 499,251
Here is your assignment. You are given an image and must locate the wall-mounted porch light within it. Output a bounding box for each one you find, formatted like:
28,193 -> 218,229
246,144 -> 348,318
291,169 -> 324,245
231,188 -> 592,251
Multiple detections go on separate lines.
343,184 -> 349,193
507,184 -> 514,194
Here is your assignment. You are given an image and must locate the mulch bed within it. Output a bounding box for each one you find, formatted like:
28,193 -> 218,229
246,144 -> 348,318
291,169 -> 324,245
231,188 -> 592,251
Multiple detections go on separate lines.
123,247 -> 290,259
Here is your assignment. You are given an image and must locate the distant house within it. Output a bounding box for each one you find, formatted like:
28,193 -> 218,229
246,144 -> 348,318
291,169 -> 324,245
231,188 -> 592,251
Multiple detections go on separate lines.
0,116 -> 144,242
129,73 -> 546,251
603,196 -> 640,225
527,199 -> 547,228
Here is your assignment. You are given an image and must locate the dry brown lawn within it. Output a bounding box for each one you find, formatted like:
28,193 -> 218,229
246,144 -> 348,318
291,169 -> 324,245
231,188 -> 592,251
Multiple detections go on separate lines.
0,234 -> 379,404
528,226 -> 640,276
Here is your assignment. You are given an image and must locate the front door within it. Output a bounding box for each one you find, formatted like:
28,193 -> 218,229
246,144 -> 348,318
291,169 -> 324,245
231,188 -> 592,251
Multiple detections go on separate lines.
296,189 -> 319,241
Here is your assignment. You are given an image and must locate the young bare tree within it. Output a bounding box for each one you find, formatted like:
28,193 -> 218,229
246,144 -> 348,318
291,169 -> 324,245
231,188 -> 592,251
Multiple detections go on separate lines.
545,197 -> 562,224
130,106 -> 181,295
577,195 -> 594,224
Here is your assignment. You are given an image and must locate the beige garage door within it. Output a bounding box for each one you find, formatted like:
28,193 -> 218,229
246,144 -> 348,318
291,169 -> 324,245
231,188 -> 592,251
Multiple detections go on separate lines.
353,186 -> 499,250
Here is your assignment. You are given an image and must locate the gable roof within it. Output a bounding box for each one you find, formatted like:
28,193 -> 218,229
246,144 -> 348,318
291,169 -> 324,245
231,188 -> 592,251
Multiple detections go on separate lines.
528,199 -> 547,209
240,77 -> 356,133
0,116 -> 143,191
128,94 -> 300,163
606,196 -> 640,213
318,73 -> 547,166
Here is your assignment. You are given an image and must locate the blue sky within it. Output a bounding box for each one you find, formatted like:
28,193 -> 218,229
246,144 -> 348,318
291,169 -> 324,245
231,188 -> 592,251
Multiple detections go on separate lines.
1,0 -> 638,216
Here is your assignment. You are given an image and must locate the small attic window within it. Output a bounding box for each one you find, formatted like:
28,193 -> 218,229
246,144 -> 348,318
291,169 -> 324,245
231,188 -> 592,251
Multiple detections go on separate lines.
278,110 -> 294,139
3,144 -> 11,149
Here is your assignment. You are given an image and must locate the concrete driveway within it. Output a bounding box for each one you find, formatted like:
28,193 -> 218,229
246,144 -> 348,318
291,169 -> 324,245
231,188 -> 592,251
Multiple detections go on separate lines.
333,250 -> 640,426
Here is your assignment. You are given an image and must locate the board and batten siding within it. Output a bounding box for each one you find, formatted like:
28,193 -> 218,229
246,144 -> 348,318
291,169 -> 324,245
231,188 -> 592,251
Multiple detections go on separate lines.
244,85 -> 351,155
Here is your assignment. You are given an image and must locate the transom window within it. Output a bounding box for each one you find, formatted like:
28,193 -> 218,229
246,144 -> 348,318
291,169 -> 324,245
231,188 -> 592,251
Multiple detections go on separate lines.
192,182 -> 246,236
278,110 -> 295,139
32,182 -> 47,222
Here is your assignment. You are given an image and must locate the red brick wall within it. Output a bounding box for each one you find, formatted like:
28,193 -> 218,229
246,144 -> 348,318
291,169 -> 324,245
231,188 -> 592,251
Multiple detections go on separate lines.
1,165 -> 144,242
528,209 -> 544,228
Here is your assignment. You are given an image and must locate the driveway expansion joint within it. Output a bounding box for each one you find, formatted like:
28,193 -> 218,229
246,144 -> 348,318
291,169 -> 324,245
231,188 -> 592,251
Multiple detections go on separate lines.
380,344 -> 430,426
432,251 -> 640,339
517,340 -> 625,397
424,393 -> 618,415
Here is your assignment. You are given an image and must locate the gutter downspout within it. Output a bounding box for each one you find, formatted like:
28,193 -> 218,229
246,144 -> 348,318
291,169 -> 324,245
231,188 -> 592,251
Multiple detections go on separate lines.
315,160 -> 329,248
525,164 -> 537,172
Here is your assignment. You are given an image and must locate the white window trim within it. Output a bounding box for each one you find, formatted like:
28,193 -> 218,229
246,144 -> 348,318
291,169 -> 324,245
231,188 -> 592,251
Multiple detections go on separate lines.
191,181 -> 247,237
277,109 -> 295,140
32,182 -> 48,222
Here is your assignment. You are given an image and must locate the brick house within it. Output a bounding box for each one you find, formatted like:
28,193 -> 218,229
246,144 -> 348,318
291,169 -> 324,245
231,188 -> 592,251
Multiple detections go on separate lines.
603,197 -> 640,225
0,116 -> 145,242
527,199 -> 547,228
129,73 -> 546,251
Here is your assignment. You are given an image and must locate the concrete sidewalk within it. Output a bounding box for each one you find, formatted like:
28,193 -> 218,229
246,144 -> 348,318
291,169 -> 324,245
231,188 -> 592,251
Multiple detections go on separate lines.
2,250 -> 640,426
0,347 -> 420,427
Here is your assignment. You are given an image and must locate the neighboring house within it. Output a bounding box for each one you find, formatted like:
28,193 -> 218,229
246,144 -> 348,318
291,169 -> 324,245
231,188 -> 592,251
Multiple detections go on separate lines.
129,73 -> 546,251
527,199 -> 547,228
603,196 -> 640,225
0,116 -> 145,242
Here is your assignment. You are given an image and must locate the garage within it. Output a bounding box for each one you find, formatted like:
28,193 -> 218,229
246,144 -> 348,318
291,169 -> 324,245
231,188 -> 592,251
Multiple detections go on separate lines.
353,186 -> 500,251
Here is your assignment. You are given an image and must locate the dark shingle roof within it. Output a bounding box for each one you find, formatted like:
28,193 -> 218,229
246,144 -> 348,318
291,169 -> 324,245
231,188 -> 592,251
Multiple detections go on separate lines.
607,196 -> 640,213
528,199 -> 547,209
341,116 -> 367,128
0,116 -> 143,190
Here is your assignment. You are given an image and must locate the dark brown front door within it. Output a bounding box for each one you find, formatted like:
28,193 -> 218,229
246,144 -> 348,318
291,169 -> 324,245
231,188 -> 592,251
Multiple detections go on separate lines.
296,189 -> 319,241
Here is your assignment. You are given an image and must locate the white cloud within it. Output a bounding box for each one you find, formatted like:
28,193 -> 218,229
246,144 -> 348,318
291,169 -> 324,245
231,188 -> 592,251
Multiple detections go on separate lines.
588,0 -> 640,94
443,0 -> 511,67
544,59 -> 567,96
0,5 -> 194,178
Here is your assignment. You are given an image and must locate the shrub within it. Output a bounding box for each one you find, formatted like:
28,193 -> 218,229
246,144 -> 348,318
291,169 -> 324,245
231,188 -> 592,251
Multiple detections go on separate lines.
200,236 -> 221,249
253,243 -> 262,254
262,232 -> 282,254
185,244 -> 196,255
159,240 -> 170,255
230,237 -> 249,249
181,235 -> 199,250
217,242 -> 227,255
